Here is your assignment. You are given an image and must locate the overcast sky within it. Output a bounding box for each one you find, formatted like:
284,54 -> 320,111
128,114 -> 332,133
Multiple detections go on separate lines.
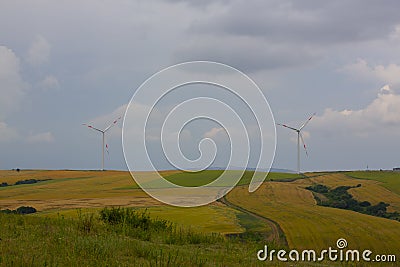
1,0 -> 400,172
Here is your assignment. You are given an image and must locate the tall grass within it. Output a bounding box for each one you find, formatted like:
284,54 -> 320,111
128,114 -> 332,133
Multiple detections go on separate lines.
0,207 -> 287,266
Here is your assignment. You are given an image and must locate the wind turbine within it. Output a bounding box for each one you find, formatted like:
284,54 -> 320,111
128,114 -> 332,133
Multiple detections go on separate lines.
83,116 -> 121,171
277,113 -> 316,174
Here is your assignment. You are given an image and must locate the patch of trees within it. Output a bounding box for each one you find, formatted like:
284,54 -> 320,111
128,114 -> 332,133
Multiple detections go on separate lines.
0,179 -> 51,187
306,184 -> 400,221
0,206 -> 37,214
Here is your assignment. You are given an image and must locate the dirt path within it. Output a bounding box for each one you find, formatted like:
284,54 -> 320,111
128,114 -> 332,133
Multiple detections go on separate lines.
219,196 -> 288,247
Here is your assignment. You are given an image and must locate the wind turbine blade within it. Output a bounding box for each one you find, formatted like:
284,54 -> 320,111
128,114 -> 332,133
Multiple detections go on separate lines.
299,112 -> 316,131
104,116 -> 122,132
277,123 -> 299,132
299,132 -> 308,156
82,123 -> 103,133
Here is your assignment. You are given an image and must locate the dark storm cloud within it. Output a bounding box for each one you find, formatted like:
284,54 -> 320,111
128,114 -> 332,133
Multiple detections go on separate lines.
174,0 -> 400,72
189,0 -> 400,44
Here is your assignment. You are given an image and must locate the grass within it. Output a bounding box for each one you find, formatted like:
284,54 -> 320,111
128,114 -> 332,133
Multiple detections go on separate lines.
0,209 -> 285,266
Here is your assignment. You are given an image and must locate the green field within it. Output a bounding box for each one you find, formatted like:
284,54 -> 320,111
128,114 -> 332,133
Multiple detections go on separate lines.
141,170 -> 302,188
1,169 -> 399,266
346,171 -> 400,195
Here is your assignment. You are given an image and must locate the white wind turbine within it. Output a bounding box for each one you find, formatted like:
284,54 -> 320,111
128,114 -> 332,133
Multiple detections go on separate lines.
83,116 -> 121,171
277,113 -> 316,174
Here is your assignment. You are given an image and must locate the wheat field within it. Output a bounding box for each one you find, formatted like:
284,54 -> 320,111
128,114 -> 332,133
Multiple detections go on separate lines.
226,173 -> 400,254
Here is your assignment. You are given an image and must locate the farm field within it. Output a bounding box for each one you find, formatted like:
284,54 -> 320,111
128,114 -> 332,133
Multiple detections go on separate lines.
308,172 -> 400,212
0,170 -> 279,236
0,170 -> 160,210
1,170 -> 399,266
226,172 -> 400,255
0,170 -> 301,210
346,171 -> 400,195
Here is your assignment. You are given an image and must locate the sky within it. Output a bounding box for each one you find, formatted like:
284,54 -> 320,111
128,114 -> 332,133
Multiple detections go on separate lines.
1,0 -> 400,172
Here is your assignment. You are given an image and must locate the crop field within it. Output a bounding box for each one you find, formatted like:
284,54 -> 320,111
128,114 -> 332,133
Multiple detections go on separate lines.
226,172 -> 400,255
346,171 -> 400,195
307,172 -> 400,212
38,205 -> 252,235
139,170 -> 302,188
0,170 -> 162,210
0,170 -> 277,236
1,169 -> 399,266
0,170 -> 300,210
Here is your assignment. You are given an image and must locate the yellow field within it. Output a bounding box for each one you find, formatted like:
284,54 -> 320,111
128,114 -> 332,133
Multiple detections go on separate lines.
0,170 -> 248,235
2,169 -> 400,257
0,170 -> 177,210
226,173 -> 400,254
307,172 -> 400,212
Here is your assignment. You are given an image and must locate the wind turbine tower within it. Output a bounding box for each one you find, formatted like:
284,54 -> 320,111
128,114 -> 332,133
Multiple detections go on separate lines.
83,116 -> 121,171
277,113 -> 316,174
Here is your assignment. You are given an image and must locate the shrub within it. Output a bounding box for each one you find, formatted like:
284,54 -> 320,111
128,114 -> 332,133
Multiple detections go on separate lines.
15,179 -> 38,185
306,184 -> 329,193
99,207 -> 171,232
360,201 -> 371,207
16,206 -> 37,214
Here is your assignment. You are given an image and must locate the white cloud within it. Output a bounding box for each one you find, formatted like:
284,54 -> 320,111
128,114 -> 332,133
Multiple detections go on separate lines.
27,35 -> 51,66
0,46 -> 27,119
373,64 -> 400,85
27,131 -> 55,143
203,127 -> 226,138
39,75 -> 60,90
340,59 -> 400,86
312,86 -> 400,137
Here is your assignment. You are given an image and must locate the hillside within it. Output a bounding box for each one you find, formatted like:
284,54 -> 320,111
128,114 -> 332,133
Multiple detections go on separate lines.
1,170 -> 399,266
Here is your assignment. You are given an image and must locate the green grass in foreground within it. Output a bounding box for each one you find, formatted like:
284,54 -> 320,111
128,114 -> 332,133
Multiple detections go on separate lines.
0,209 -> 287,267
346,171 -> 400,195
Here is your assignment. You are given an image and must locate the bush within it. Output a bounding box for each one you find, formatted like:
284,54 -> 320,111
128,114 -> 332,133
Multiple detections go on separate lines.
306,184 -> 329,193
16,206 -> 37,214
360,201 -> 371,207
0,206 -> 37,214
99,207 -> 171,232
15,179 -> 38,185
